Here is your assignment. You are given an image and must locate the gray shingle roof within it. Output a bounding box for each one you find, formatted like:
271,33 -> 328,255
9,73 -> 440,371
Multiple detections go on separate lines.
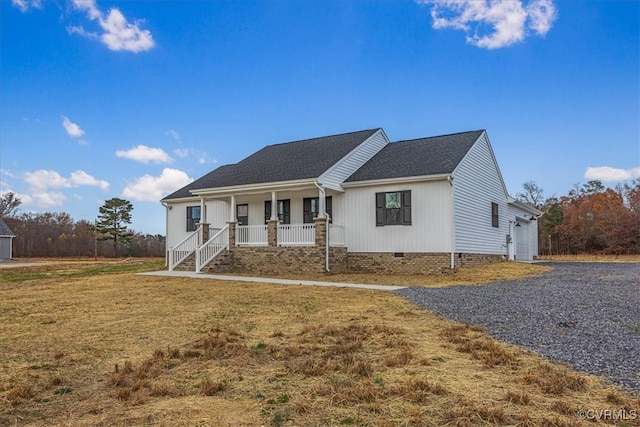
345,130 -> 484,182
0,219 -> 16,237
163,129 -> 380,200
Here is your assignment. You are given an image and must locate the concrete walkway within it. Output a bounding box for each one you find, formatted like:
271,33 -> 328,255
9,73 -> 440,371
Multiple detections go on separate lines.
139,270 -> 406,291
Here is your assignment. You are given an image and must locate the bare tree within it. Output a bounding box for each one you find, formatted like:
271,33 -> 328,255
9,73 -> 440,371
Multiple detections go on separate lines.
0,192 -> 22,217
516,181 -> 544,208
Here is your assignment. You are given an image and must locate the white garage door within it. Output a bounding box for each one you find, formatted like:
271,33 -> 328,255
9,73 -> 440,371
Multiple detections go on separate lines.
515,222 -> 530,261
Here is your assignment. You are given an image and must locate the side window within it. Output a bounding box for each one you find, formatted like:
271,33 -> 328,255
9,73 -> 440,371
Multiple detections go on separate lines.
375,191 -> 411,226
491,202 -> 499,228
186,206 -> 201,232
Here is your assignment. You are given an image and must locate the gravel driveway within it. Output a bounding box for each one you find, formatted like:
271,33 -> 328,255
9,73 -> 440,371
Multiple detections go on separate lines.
396,262 -> 640,394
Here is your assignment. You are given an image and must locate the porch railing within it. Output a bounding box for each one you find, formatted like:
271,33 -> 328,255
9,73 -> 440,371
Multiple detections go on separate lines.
168,227 -> 200,271
196,225 -> 229,273
329,224 -> 345,246
278,224 -> 315,246
237,225 -> 268,246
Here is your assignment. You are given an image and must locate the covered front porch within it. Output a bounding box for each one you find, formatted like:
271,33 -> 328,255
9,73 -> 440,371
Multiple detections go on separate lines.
168,218 -> 346,273
168,181 -> 346,273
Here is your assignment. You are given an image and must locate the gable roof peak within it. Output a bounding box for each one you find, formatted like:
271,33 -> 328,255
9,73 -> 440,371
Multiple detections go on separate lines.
346,129 -> 485,183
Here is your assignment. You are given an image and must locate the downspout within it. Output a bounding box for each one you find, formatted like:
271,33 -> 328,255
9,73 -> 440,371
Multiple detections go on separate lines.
447,176 -> 455,269
314,180 -> 330,272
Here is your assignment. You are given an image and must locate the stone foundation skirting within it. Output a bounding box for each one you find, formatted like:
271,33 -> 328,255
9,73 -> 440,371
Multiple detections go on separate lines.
203,246 -> 348,275
346,252 -> 453,275
174,248 -> 505,276
348,252 -> 505,274
454,253 -> 506,268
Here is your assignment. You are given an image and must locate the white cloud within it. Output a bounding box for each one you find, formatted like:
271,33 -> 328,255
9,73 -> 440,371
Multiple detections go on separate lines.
122,168 -> 194,202
100,8 -> 155,52
1,169 -> 16,179
25,170 -> 71,191
72,0 -> 101,20
66,25 -> 99,40
174,148 -> 190,158
419,0 -> 557,49
14,0 -> 153,53
11,0 -> 42,13
31,191 -> 67,208
116,145 -> 173,164
24,169 -> 109,191
71,0 -> 155,53
526,0 -> 557,34
20,169 -> 109,208
69,170 -> 110,191
584,166 -> 640,182
62,115 -> 85,138
166,129 -> 182,142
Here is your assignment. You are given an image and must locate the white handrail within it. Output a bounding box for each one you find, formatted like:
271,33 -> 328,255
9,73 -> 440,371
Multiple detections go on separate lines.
278,224 -> 315,246
237,225 -> 268,246
195,225 -> 229,273
168,226 -> 200,271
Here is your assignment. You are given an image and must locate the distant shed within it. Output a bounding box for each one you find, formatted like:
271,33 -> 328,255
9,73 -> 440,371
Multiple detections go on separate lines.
0,218 -> 16,259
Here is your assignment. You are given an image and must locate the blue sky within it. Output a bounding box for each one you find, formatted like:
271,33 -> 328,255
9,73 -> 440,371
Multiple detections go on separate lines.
1,0 -> 638,236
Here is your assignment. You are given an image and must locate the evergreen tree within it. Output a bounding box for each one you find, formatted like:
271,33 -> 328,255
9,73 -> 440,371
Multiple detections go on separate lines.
96,198 -> 133,257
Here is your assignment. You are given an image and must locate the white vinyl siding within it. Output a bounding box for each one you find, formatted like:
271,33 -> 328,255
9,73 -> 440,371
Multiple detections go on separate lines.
166,199 -> 227,248
318,129 -> 389,190
343,180 -> 452,252
453,132 -> 509,255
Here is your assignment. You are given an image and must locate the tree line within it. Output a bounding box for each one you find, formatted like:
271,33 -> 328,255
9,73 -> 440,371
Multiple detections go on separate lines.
517,179 -> 640,255
2,178 -> 639,258
0,194 -> 165,258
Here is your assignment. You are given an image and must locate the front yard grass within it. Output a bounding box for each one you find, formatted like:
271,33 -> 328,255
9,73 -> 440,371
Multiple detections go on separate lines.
1,259 -> 638,426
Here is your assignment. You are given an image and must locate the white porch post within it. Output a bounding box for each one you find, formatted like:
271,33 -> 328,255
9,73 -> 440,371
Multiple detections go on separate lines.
271,191 -> 278,220
230,195 -> 236,222
200,197 -> 206,223
317,186 -> 326,218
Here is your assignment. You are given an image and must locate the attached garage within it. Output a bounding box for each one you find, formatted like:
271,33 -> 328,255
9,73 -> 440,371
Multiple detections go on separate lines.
514,220 -> 531,261
507,199 -> 541,262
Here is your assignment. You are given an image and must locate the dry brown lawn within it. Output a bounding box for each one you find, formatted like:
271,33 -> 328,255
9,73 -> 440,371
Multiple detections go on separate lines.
1,259 -> 638,426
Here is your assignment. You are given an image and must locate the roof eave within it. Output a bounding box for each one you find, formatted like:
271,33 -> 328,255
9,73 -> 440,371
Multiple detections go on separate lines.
342,173 -> 452,188
507,197 -> 543,216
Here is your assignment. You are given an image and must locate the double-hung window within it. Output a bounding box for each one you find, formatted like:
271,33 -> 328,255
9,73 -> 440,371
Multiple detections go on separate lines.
186,206 -> 201,232
264,199 -> 291,224
491,202 -> 499,228
375,191 -> 411,226
303,196 -> 332,223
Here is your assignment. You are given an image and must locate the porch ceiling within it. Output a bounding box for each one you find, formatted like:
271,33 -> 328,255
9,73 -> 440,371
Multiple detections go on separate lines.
191,178 -> 342,199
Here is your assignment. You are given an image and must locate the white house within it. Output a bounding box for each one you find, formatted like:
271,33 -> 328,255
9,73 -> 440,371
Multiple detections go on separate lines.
161,128 -> 540,275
